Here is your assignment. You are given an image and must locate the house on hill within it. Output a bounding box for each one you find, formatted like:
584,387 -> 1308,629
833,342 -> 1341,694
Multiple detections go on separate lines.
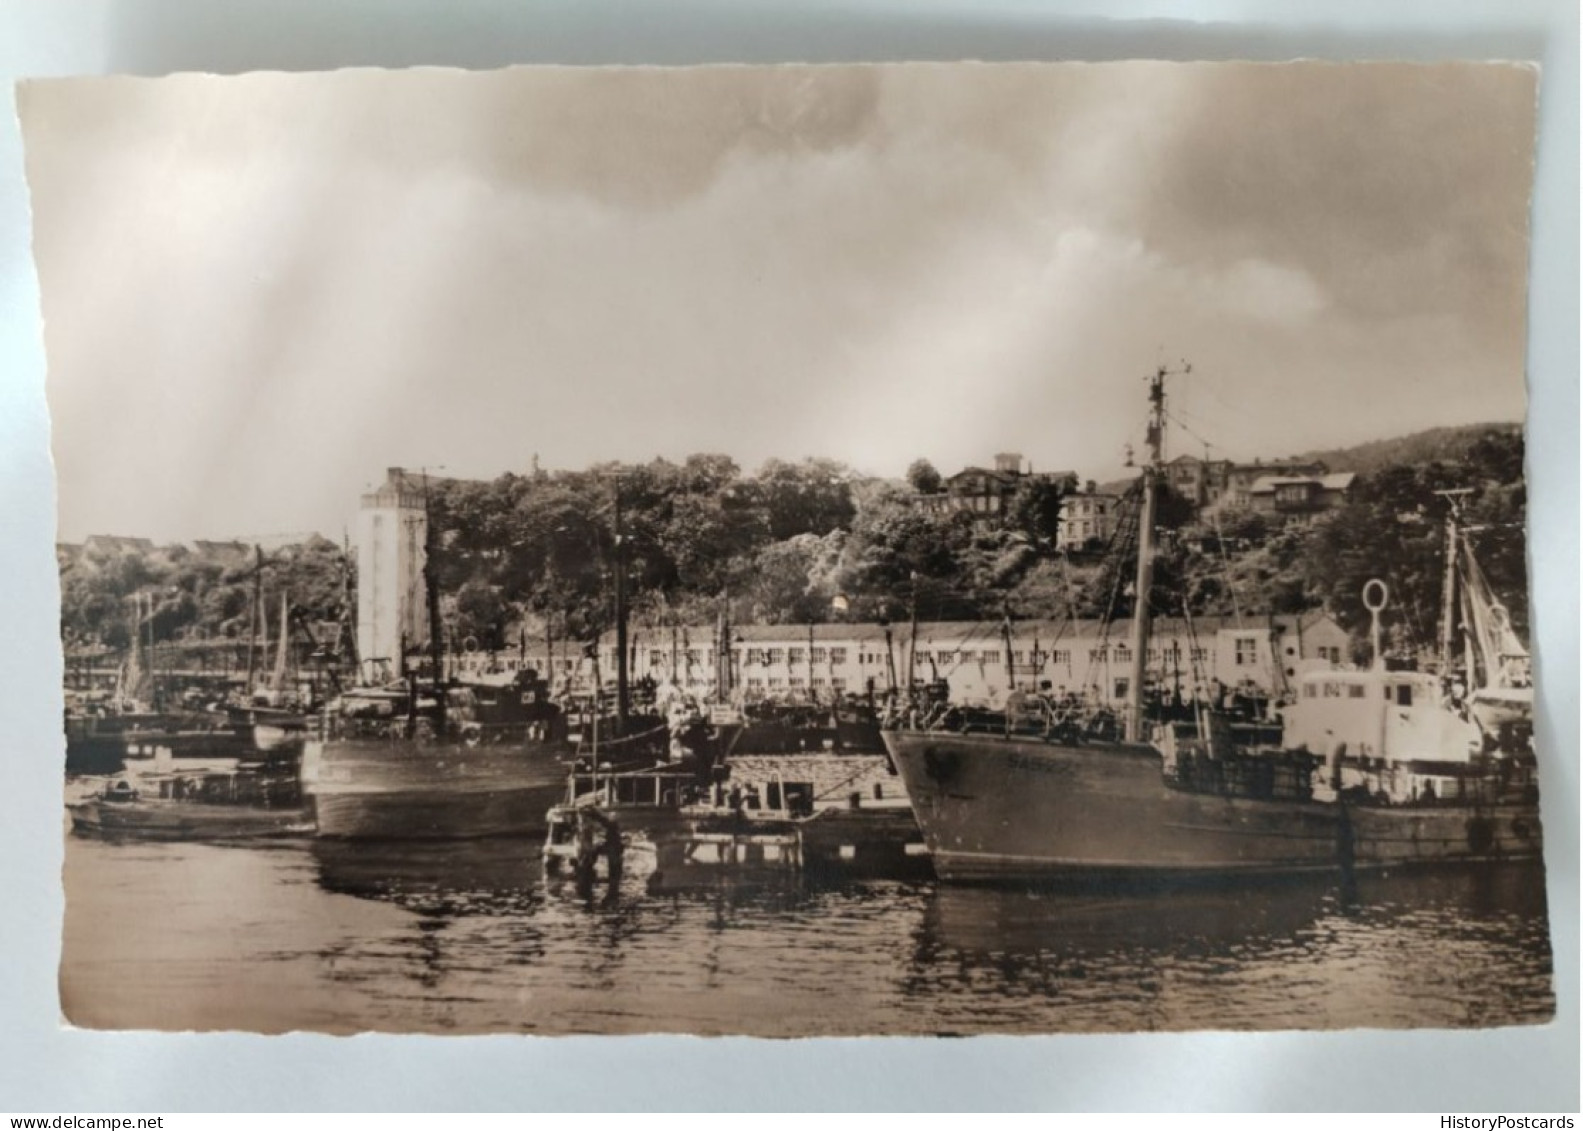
1246,472 -> 1356,525
914,452 -> 1078,530
1056,481 -> 1126,551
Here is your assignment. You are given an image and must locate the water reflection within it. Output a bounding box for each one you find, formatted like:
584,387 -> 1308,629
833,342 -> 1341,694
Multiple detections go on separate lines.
905,863 -> 1553,1033
65,832 -> 1551,1035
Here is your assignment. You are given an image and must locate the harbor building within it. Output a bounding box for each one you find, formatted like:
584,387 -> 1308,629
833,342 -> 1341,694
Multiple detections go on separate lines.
453,612 -> 1351,709
355,468 -> 431,682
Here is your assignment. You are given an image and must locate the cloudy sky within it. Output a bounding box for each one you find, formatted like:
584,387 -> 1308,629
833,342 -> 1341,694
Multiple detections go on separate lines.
21,62 -> 1536,542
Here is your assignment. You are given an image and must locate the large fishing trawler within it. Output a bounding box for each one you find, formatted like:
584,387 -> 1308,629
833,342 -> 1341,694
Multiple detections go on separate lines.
883,367 -> 1541,884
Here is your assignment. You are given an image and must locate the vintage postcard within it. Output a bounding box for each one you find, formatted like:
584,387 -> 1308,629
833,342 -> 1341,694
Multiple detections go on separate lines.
21,61 -> 1552,1035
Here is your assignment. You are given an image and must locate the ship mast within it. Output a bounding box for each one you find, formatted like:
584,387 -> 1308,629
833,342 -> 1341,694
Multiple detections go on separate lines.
1125,365 -> 1168,743
421,470 -> 446,732
613,475 -> 629,736
1434,488 -> 1473,677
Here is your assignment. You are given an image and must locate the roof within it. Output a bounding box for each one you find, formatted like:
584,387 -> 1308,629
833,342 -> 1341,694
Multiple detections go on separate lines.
591,611 -> 1343,648
1250,472 -> 1356,493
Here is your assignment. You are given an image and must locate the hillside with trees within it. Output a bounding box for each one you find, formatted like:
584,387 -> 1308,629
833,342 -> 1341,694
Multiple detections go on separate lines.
58,428 -> 1529,666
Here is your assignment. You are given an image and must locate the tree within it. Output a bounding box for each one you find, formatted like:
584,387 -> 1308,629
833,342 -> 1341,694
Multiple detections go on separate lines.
905,458 -> 942,495
750,458 -> 857,540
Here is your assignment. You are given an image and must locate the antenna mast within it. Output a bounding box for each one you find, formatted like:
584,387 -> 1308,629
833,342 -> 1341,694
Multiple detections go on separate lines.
1125,362 -> 1184,743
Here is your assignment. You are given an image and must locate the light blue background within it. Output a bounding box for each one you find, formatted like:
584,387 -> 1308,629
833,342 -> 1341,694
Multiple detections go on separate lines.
1,0 -> 1576,1112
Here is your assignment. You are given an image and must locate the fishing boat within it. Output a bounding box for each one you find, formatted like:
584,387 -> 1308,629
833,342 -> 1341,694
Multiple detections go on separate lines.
883,366 -> 1542,885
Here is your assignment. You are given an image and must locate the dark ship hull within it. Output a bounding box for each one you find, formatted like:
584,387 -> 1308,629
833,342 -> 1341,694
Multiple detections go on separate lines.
300,736 -> 576,840
883,731 -> 1542,886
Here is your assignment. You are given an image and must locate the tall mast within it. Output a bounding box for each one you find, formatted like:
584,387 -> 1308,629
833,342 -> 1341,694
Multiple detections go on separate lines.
421,471 -> 446,731
906,572 -> 919,693
245,544 -> 263,695
1435,488 -> 1473,677
341,530 -> 359,673
1125,366 -> 1167,743
1001,605 -> 1016,694
613,475 -> 629,735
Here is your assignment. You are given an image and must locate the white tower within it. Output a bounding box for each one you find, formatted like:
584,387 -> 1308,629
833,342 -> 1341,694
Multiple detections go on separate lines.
355,468 -> 429,682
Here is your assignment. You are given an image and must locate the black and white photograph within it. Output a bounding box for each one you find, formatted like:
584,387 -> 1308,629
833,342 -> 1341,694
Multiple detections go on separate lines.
20,60 -> 1554,1037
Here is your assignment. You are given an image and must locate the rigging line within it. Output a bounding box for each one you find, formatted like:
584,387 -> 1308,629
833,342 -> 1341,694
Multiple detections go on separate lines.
1165,409 -> 1219,455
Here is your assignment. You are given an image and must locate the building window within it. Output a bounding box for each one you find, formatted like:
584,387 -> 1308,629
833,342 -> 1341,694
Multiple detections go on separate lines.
1235,637 -> 1258,665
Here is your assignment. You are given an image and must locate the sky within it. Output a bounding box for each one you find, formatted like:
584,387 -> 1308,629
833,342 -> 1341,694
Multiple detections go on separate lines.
19,62 -> 1537,543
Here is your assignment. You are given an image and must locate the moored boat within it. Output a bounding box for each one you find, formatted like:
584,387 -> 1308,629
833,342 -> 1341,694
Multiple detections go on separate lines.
885,366 -> 1542,886
67,771 -> 310,841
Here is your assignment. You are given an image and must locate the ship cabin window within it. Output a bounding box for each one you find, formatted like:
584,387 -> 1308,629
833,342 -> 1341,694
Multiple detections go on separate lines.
829,647 -> 848,664
765,648 -> 785,665
648,650 -> 664,667
1114,647 -> 1131,664
1053,650 -> 1071,665
914,651 -> 931,665
1395,684 -> 1413,707
810,647 -> 827,663
983,653 -> 1000,665
1324,682 -> 1341,698
1089,648 -> 1106,663
746,648 -> 766,665
768,677 -> 785,688
937,651 -> 957,665
1303,683 -> 1317,699
787,648 -> 805,665
789,677 -> 805,688
1235,637 -> 1259,665
831,678 -> 847,691
686,649 -> 701,665
1349,684 -> 1367,699
1114,678 -> 1129,700
811,677 -> 826,688
747,677 -> 764,690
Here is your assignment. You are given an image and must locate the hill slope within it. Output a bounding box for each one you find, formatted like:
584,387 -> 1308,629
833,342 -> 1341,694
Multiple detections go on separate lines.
1299,422 -> 1523,476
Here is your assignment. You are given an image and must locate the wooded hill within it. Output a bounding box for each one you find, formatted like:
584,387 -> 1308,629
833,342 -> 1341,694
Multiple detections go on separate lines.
57,426 -> 1528,664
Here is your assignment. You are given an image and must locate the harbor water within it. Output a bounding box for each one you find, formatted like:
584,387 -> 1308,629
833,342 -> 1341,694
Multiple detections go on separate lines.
60,832 -> 1554,1036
